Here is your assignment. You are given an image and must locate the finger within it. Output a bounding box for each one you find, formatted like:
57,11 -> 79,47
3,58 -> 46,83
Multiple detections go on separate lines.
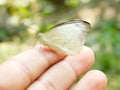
0,45 -> 65,90
27,46 -> 95,90
72,70 -> 107,90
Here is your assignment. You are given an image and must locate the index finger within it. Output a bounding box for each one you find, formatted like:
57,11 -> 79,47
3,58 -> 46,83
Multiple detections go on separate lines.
0,46 -> 65,90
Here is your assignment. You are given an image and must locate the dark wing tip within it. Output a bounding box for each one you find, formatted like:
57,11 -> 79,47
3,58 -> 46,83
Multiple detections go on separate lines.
50,19 -> 91,30
80,20 -> 90,25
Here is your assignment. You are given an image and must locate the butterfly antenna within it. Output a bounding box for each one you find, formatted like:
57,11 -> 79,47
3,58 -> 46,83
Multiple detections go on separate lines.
21,22 -> 38,32
22,22 -> 42,48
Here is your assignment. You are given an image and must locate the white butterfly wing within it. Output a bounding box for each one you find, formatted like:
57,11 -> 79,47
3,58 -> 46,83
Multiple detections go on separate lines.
39,20 -> 90,55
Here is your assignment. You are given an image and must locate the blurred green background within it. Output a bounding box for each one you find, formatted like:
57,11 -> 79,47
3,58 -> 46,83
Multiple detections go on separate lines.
0,0 -> 120,89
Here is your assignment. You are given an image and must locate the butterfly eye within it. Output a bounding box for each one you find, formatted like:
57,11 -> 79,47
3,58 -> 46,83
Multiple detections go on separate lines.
39,20 -> 91,55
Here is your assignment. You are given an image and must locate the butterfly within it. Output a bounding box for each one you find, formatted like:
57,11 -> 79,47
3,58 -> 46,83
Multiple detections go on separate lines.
39,20 -> 91,55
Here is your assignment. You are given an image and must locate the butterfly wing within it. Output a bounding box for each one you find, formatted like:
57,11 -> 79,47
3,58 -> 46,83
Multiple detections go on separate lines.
39,20 -> 90,55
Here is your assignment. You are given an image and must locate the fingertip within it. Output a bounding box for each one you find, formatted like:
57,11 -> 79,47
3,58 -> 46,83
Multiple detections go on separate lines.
86,70 -> 107,87
82,46 -> 95,63
73,70 -> 107,90
64,46 -> 95,77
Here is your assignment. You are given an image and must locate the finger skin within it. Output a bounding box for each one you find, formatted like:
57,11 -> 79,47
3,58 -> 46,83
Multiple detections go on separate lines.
73,70 -> 107,90
27,46 -> 95,90
0,46 -> 65,90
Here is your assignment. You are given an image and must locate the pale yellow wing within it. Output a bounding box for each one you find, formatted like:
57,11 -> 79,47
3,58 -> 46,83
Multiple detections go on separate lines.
39,20 -> 91,55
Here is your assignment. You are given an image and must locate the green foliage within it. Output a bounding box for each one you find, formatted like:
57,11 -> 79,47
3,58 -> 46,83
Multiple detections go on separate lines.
93,19 -> 120,73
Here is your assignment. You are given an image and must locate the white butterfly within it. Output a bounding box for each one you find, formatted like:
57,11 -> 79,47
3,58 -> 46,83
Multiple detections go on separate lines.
39,20 -> 91,55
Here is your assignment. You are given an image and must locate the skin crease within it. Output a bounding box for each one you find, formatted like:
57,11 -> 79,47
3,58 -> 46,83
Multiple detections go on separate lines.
0,45 -> 107,90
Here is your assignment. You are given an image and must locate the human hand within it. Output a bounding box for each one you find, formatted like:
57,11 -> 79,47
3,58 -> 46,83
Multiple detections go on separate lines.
0,46 -> 107,90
